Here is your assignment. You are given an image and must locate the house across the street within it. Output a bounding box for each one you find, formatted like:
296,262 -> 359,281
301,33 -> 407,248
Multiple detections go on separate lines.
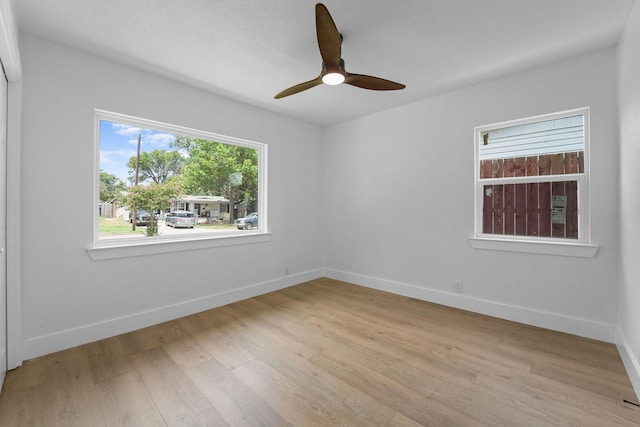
170,195 -> 230,220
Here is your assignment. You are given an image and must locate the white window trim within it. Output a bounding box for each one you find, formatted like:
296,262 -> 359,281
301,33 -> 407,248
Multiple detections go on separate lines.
470,107 -> 598,257
88,109 -> 269,261
468,237 -> 598,258
87,232 -> 271,260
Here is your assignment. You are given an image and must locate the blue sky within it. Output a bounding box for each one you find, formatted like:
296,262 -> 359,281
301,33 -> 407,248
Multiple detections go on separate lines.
100,120 -> 177,183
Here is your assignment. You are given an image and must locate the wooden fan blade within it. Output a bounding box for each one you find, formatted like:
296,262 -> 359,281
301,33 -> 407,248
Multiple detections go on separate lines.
274,76 -> 323,99
316,3 -> 341,69
345,73 -> 406,91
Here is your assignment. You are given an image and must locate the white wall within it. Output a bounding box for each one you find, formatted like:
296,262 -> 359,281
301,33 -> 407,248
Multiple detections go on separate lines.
617,0 -> 640,398
323,48 -> 620,342
19,33 -> 325,359
16,30 -> 628,367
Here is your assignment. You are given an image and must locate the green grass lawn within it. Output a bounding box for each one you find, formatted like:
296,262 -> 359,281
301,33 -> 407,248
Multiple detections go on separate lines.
99,217 -> 236,236
99,217 -> 144,235
195,221 -> 236,230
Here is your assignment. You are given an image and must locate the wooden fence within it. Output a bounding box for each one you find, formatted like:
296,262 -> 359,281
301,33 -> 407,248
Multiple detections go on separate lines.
480,152 -> 583,239
99,202 -> 114,218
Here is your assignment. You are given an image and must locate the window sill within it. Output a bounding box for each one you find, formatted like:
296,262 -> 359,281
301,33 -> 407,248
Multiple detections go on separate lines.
468,236 -> 599,258
87,231 -> 271,261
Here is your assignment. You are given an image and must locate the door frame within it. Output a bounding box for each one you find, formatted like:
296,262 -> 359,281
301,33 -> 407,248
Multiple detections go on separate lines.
0,0 -> 23,370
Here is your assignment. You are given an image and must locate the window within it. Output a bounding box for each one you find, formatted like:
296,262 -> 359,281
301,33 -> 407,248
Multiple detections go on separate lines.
473,108 -> 590,247
91,110 -> 268,259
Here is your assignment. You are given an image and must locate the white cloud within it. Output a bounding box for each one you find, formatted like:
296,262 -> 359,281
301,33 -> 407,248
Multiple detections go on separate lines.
127,137 -> 141,146
112,123 -> 142,136
145,132 -> 176,147
123,130 -> 175,148
100,148 -> 136,165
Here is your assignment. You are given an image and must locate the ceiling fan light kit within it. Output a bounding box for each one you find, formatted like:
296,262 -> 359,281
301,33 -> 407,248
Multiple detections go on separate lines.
322,72 -> 344,85
274,3 -> 405,99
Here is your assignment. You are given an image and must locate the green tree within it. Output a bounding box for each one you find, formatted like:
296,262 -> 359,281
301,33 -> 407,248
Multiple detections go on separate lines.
172,135 -> 199,154
99,170 -> 126,202
123,182 -> 180,236
176,137 -> 258,222
127,149 -> 184,184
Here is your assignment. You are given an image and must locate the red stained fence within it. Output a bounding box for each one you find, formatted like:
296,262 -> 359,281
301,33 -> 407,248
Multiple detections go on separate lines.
480,152 -> 583,239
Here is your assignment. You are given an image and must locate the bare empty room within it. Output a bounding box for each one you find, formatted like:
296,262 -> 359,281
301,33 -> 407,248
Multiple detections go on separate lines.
0,0 -> 639,425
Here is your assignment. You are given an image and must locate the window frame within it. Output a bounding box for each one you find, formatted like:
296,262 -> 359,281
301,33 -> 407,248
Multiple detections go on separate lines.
88,109 -> 269,260
471,107 -> 598,257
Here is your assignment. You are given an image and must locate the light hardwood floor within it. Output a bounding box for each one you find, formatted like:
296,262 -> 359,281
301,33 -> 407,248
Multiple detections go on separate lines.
0,278 -> 639,426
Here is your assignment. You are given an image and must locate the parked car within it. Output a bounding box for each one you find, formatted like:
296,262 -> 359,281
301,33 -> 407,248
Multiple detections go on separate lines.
129,210 -> 152,226
165,210 -> 196,228
235,212 -> 258,230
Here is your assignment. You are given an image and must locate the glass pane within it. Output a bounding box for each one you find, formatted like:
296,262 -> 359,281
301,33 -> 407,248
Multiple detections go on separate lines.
479,151 -> 583,179
479,114 -> 584,160
482,181 -> 578,239
98,119 -> 259,240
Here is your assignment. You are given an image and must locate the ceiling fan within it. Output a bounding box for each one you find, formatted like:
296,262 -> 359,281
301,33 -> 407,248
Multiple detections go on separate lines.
274,3 -> 406,99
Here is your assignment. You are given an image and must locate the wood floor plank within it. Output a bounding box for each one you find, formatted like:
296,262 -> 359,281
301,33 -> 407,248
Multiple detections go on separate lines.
42,347 -> 106,427
0,278 -> 638,426
232,328 -> 399,427
252,289 -> 317,320
82,336 -> 134,384
96,371 -> 166,427
385,412 -> 426,427
1,354 -> 47,392
130,347 -> 228,426
185,357 -> 292,427
306,307 -> 479,391
217,302 -> 321,359
231,297 -> 339,356
310,346 -> 485,426
430,379 -> 559,427
531,358 -> 637,401
232,358 -> 358,427
118,319 -> 186,355
0,380 -> 46,426
162,334 -> 213,371
187,310 -> 260,370
308,297 -> 457,360
474,371 -> 640,427
531,344 -> 633,388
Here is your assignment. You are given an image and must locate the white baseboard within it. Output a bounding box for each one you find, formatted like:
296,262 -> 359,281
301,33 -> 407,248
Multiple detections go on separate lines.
616,328 -> 640,401
325,268 -> 617,343
21,267 -> 619,362
21,268 -> 325,360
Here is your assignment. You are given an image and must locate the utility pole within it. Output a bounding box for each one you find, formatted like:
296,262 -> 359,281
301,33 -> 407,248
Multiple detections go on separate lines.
132,131 -> 141,231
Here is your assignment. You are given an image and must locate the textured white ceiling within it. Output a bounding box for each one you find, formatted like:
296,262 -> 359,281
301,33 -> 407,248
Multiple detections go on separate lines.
15,0 -> 636,126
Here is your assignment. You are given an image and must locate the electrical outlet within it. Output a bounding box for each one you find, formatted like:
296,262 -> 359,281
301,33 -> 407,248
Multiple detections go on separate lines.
284,265 -> 290,276
454,281 -> 464,293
